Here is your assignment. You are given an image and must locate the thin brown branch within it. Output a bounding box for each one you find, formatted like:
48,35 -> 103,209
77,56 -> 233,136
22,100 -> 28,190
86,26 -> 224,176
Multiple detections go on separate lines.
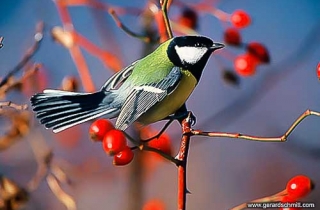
109,8 -> 151,43
124,131 -> 178,164
191,109 -> 320,142
160,0 -> 173,39
27,151 -> 53,192
47,174 -> 76,210
0,63 -> 40,97
0,101 -> 28,110
141,119 -> 174,142
0,22 -> 43,88
0,111 -> 30,151
231,189 -> 287,210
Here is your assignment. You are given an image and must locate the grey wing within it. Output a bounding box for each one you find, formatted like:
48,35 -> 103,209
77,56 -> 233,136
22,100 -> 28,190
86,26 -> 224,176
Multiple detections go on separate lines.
101,60 -> 139,91
115,67 -> 181,130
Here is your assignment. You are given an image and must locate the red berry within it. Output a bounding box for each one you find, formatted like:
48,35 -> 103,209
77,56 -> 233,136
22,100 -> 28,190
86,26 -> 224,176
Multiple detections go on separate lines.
147,133 -> 172,156
89,119 -> 114,141
234,53 -> 259,77
102,129 -> 127,155
178,7 -> 198,29
224,28 -> 242,46
113,146 -> 134,166
317,62 -> 320,80
143,199 -> 165,210
231,10 -> 251,28
247,42 -> 270,63
286,175 -> 313,199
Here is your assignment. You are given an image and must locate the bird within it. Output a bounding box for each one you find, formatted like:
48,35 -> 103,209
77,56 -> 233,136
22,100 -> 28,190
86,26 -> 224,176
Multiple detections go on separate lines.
30,35 -> 224,133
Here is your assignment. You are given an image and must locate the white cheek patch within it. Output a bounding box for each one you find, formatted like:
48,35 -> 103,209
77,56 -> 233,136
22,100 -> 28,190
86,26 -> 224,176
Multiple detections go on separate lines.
175,46 -> 208,65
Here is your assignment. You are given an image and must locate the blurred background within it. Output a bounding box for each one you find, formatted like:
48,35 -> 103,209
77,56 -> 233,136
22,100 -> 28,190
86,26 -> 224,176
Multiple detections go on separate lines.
0,0 -> 319,209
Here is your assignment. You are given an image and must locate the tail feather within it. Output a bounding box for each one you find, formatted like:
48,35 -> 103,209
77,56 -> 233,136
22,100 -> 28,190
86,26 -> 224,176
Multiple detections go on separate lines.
30,89 -> 119,133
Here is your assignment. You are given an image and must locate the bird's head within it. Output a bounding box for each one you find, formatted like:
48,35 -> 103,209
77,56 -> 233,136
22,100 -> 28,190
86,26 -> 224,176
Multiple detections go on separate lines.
167,36 -> 224,81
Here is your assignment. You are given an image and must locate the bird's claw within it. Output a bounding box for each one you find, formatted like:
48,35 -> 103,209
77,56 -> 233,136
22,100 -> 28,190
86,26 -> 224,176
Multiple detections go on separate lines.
165,110 -> 196,126
186,111 -> 196,126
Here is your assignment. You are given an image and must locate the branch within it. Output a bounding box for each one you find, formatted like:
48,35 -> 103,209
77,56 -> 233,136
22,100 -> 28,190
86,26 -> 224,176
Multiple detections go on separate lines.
124,131 -> 178,164
47,174 -> 76,210
0,22 -> 43,88
191,109 -> 320,142
109,8 -> 152,43
0,63 -> 40,97
160,0 -> 173,39
175,113 -> 193,210
0,101 -> 28,110
231,189 -> 287,210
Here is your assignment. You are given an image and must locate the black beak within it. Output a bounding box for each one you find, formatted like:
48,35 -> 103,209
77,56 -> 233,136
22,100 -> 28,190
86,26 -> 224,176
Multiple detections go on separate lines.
210,42 -> 225,51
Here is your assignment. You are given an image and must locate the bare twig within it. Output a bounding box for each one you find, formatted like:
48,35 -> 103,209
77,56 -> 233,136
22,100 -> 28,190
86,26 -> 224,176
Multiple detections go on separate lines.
0,22 -> 43,88
0,110 -> 30,151
0,63 -> 40,97
160,0 -> 173,39
27,151 -> 53,192
109,8 -> 152,43
0,175 -> 29,210
141,119 -> 174,142
0,101 -> 28,110
47,174 -> 76,210
231,189 -> 287,210
124,131 -> 178,164
191,109 -> 320,142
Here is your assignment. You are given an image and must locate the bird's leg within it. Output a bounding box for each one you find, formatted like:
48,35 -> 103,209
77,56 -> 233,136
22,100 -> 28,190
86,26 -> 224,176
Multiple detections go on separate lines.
142,105 -> 196,142
164,104 -> 196,125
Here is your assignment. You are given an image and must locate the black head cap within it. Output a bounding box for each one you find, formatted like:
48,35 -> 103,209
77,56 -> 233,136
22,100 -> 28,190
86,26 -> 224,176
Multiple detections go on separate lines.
167,36 -> 224,81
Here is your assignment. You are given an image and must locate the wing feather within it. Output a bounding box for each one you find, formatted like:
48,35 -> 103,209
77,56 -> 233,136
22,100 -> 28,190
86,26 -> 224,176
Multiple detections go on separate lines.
115,67 -> 181,130
101,60 -> 139,91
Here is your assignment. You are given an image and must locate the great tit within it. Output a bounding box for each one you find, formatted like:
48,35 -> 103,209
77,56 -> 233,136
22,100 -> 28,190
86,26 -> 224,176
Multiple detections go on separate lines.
31,36 -> 224,133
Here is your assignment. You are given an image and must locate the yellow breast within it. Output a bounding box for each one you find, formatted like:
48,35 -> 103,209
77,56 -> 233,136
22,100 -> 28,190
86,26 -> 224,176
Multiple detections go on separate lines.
137,70 -> 197,125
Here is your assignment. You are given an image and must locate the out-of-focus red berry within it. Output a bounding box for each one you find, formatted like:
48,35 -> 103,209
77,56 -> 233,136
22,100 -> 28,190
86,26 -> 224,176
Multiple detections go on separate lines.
143,199 -> 165,210
113,146 -> 134,166
89,119 -> 114,142
286,175 -> 313,199
178,7 -> 198,29
224,28 -> 241,46
317,62 -> 320,80
234,53 -> 259,77
231,10 -> 251,28
102,129 -> 127,155
247,42 -> 270,63
147,133 -> 172,156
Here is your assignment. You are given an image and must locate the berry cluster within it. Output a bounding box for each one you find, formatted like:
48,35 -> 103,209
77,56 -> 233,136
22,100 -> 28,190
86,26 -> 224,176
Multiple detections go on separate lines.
223,10 -> 270,78
89,119 -> 134,166
166,5 -> 270,82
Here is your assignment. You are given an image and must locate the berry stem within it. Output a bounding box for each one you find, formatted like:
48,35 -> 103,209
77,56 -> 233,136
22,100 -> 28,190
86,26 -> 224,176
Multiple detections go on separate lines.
191,109 -> 320,142
231,189 -> 287,210
123,131 -> 179,164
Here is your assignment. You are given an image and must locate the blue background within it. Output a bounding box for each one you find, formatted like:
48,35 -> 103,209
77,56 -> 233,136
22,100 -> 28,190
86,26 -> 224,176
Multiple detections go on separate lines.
0,0 -> 319,209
